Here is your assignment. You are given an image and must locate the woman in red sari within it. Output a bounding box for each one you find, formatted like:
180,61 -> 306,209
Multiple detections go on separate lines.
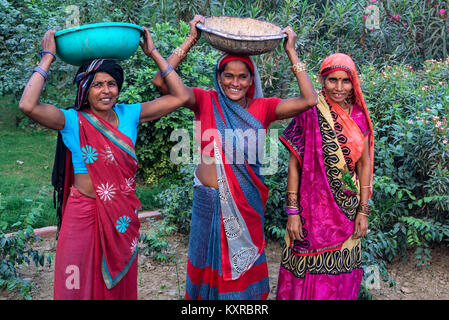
276,53 -> 374,300
153,15 -> 318,299
19,28 -> 190,299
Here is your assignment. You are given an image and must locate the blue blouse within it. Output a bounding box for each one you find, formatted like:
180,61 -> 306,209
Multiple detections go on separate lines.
60,103 -> 141,174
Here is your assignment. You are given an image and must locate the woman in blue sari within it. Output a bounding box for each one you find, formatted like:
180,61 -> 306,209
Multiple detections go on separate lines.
154,15 -> 317,299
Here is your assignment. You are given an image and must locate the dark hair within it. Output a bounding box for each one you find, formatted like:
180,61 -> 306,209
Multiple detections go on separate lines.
218,61 -> 254,77
74,59 -> 124,110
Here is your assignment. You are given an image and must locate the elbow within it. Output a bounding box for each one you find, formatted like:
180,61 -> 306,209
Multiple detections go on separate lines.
307,93 -> 318,107
151,77 -> 161,89
179,91 -> 190,107
18,99 -> 33,115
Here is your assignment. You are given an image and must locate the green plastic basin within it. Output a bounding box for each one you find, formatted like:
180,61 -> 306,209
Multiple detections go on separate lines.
55,22 -> 144,66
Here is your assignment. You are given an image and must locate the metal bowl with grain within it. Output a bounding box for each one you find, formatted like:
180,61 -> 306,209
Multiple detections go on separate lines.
196,16 -> 286,55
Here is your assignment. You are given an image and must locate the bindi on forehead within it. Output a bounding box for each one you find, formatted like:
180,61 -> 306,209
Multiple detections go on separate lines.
327,70 -> 350,80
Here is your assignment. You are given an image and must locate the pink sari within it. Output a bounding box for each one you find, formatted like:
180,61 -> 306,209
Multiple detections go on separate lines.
276,54 -> 374,300
54,110 -> 141,299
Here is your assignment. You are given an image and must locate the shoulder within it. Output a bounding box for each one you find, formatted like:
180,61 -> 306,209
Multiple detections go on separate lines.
192,87 -> 217,99
61,107 -> 77,117
351,104 -> 370,134
191,87 -> 217,112
253,97 -> 282,106
114,103 -> 141,114
114,102 -> 141,119
60,108 -> 78,131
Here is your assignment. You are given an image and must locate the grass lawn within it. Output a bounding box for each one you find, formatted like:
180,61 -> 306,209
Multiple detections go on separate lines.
0,95 -> 57,230
0,95 -> 164,233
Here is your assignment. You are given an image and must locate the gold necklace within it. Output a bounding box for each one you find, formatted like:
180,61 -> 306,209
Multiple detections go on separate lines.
111,110 -> 119,127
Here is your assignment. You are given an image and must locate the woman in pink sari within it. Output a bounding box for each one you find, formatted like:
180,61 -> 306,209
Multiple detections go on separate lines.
19,28 -> 190,299
276,53 -> 374,300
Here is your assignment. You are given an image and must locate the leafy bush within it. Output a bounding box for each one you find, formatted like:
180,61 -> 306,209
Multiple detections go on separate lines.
360,58 -> 449,275
139,217 -> 177,262
2,0 -> 449,300
120,21 -> 219,182
0,195 -> 52,300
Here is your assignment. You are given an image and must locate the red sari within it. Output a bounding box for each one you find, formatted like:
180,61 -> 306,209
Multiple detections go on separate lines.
54,110 -> 141,300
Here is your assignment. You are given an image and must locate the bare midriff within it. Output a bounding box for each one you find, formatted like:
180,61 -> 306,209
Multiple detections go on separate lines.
73,173 -> 96,198
195,155 -> 218,189
74,154 -> 219,198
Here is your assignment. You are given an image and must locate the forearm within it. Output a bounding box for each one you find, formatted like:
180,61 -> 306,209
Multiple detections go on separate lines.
152,35 -> 197,94
19,55 -> 53,114
357,161 -> 371,204
286,48 -> 317,107
357,136 -> 372,204
287,161 -> 300,194
150,49 -> 187,99
275,48 -> 318,120
286,152 -> 300,206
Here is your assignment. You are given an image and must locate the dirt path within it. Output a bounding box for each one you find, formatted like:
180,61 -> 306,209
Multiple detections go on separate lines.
1,222 -> 448,300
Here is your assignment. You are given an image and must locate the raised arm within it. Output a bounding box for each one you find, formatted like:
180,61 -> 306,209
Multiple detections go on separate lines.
275,27 -> 318,120
151,15 -> 205,108
19,30 -> 65,130
138,27 -> 192,122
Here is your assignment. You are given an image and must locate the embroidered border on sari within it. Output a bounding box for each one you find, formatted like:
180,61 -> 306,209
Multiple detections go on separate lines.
80,111 -> 137,161
280,236 -> 362,279
78,111 -> 141,290
316,95 -> 360,221
102,248 -> 138,289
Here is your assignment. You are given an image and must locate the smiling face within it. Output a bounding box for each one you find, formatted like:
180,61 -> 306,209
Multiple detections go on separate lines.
321,70 -> 353,105
87,72 -> 119,111
218,60 -> 253,106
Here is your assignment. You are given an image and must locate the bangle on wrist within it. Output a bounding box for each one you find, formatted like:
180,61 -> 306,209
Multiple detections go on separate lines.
291,61 -> 306,74
40,50 -> 56,62
357,212 -> 369,217
286,206 -> 299,216
160,64 -> 174,78
148,47 -> 157,56
173,47 -> 187,60
358,203 -> 371,215
33,66 -> 48,81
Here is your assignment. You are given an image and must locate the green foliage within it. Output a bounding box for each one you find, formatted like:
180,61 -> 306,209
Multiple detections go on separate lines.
2,0 -> 449,300
139,217 -> 177,262
360,59 -> 449,276
0,195 -> 52,300
120,21 -> 218,182
156,165 -> 196,235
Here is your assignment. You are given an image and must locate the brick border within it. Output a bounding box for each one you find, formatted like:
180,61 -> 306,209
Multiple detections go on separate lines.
6,210 -> 162,239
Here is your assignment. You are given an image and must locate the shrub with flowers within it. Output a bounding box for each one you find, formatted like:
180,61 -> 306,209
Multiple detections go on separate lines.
358,58 -> 449,280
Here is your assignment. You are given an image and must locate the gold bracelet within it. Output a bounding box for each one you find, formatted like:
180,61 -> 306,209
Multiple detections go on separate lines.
186,35 -> 198,47
173,47 -> 187,60
360,186 -> 372,189
286,190 -> 298,194
357,212 -> 370,217
291,62 -> 306,74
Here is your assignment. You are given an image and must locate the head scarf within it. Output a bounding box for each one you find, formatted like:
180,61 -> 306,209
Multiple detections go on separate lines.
320,53 -> 374,198
217,53 -> 263,99
74,59 -> 124,110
